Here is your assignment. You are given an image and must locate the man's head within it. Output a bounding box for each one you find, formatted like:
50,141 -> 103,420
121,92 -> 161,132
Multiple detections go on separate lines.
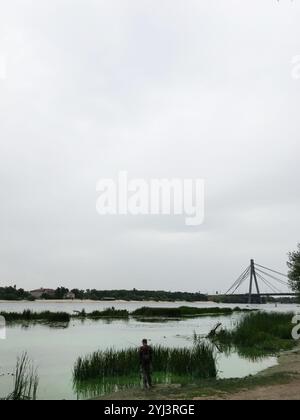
142,339 -> 148,345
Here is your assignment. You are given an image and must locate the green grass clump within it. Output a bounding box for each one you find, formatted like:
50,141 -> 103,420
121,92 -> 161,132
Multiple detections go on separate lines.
86,308 -> 129,319
132,307 -> 182,317
73,343 -> 216,382
131,306 -> 251,318
179,306 -> 233,316
212,311 -> 296,355
0,310 -> 70,323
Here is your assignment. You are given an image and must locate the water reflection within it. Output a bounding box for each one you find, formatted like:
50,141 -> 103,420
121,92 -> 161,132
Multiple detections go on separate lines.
216,342 -> 279,361
132,317 -> 183,323
74,373 -> 204,400
5,318 -> 132,330
74,376 -> 141,400
5,321 -> 71,330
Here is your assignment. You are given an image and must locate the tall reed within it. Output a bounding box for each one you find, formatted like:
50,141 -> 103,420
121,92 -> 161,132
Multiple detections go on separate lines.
212,311 -> 295,354
73,343 -> 216,382
6,353 -> 39,400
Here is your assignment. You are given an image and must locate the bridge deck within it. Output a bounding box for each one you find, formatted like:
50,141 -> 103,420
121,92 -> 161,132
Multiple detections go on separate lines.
223,293 -> 297,297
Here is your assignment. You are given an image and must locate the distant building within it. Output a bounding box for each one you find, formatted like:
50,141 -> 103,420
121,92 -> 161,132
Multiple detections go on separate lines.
30,288 -> 56,299
64,291 -> 76,300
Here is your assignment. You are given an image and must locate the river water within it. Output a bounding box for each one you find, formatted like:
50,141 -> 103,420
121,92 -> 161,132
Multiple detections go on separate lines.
0,301 -> 298,400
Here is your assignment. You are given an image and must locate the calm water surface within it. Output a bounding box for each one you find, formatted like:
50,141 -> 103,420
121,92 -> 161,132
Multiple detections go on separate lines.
0,301 -> 298,400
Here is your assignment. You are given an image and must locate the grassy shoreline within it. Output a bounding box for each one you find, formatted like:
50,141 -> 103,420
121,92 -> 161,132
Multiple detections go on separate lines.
94,343 -> 300,400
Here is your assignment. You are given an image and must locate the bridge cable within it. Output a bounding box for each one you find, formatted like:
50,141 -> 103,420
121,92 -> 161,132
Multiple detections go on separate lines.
256,272 -> 281,293
258,277 -> 281,294
255,268 -> 290,287
231,275 -> 249,295
254,263 -> 289,279
226,265 -> 250,295
225,265 -> 250,295
256,272 -> 282,294
255,268 -> 289,286
229,266 -> 251,295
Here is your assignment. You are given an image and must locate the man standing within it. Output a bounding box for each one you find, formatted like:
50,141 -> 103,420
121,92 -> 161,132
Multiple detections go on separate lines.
139,339 -> 153,389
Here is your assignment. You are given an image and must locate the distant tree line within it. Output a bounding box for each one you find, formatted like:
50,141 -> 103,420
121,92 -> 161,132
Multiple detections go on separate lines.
53,288 -> 208,302
0,286 -> 208,302
210,294 -> 298,304
0,287 -> 33,301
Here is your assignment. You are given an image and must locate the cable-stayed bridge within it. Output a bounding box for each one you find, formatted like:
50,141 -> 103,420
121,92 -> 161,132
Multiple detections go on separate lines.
225,259 -> 296,304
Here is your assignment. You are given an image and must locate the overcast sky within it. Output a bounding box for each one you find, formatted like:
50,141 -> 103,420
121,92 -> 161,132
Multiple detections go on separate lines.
0,0 -> 299,294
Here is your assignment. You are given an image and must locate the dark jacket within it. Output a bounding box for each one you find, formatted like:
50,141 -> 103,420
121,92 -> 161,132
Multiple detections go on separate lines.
139,345 -> 153,366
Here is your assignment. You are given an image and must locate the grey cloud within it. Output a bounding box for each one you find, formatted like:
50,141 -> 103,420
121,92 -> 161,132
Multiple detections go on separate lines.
0,0 -> 299,293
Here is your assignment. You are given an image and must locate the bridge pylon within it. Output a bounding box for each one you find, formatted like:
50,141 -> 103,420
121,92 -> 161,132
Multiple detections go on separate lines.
248,259 -> 262,304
